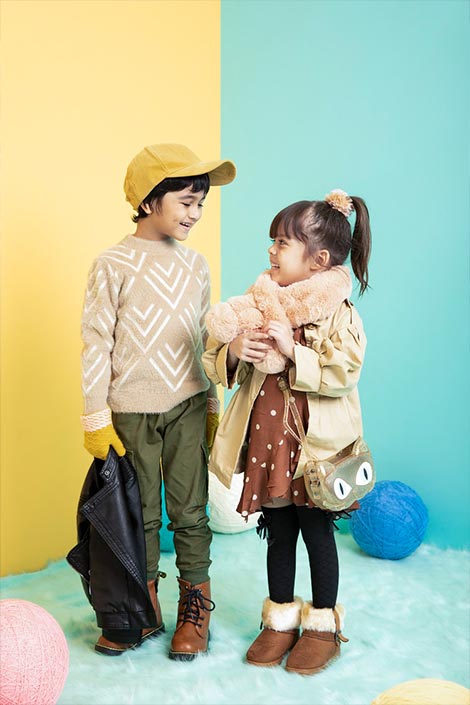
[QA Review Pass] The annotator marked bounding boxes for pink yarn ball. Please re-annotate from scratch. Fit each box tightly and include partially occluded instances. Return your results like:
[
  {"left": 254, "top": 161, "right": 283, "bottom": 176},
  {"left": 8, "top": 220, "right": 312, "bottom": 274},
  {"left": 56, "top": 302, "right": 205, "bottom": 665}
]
[{"left": 0, "top": 599, "right": 69, "bottom": 705}]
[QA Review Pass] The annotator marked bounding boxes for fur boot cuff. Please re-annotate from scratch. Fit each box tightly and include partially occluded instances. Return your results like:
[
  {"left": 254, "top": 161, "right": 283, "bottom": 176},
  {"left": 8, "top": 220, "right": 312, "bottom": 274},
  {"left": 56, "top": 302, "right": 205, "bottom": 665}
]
[
  {"left": 301, "top": 603, "right": 345, "bottom": 633},
  {"left": 262, "top": 596, "right": 303, "bottom": 632}
]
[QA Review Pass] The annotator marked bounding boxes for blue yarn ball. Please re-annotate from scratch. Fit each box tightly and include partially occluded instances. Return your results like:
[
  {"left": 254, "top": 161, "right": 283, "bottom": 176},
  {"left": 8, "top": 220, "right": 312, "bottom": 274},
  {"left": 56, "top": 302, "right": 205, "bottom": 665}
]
[{"left": 350, "top": 480, "right": 429, "bottom": 559}]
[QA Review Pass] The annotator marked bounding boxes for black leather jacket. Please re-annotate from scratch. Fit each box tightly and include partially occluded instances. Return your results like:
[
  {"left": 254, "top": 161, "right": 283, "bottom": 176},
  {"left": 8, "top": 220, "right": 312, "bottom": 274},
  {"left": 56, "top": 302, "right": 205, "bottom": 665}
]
[{"left": 66, "top": 448, "right": 156, "bottom": 631}]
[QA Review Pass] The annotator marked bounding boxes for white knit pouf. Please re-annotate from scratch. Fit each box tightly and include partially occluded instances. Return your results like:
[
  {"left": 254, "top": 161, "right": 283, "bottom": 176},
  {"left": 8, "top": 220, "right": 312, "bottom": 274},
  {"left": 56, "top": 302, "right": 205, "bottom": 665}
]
[{"left": 208, "top": 472, "right": 260, "bottom": 533}]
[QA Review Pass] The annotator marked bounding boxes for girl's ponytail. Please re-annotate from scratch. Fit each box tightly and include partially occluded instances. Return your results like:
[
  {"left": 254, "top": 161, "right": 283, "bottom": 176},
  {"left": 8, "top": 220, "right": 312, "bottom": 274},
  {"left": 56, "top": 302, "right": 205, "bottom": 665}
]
[{"left": 350, "top": 196, "right": 371, "bottom": 295}]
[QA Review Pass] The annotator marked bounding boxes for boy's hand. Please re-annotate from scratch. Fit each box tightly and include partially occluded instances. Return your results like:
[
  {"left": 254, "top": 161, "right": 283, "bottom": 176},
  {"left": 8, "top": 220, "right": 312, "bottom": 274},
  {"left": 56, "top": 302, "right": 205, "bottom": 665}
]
[
  {"left": 206, "top": 412, "right": 219, "bottom": 451},
  {"left": 206, "top": 396, "right": 220, "bottom": 451},
  {"left": 264, "top": 321, "right": 295, "bottom": 361},
  {"left": 227, "top": 331, "right": 272, "bottom": 370},
  {"left": 81, "top": 409, "right": 126, "bottom": 460}
]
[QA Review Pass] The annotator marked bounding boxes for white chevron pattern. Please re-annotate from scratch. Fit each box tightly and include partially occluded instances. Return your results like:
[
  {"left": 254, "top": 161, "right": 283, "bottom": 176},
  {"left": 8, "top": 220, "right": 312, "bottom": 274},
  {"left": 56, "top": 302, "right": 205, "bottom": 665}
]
[
  {"left": 120, "top": 311, "right": 171, "bottom": 354},
  {"left": 105, "top": 248, "right": 147, "bottom": 272},
  {"left": 149, "top": 355, "right": 192, "bottom": 393},
  {"left": 81, "top": 237, "right": 211, "bottom": 409},
  {"left": 144, "top": 268, "right": 190, "bottom": 310}
]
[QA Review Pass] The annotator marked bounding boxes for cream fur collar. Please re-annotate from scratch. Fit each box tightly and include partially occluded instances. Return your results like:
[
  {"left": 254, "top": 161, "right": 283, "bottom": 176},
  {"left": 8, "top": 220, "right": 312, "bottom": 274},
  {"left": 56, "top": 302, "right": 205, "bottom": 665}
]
[
  {"left": 247, "top": 266, "right": 352, "bottom": 328},
  {"left": 205, "top": 265, "right": 353, "bottom": 374}
]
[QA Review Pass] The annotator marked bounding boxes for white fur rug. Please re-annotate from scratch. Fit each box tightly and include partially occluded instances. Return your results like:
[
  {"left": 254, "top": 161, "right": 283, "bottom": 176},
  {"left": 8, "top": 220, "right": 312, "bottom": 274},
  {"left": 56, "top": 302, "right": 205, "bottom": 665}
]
[{"left": 1, "top": 531, "right": 469, "bottom": 705}]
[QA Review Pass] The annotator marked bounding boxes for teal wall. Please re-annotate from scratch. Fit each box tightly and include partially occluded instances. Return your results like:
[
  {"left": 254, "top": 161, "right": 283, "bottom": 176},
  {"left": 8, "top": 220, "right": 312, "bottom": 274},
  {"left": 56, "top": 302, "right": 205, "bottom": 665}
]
[{"left": 221, "top": 0, "right": 469, "bottom": 548}]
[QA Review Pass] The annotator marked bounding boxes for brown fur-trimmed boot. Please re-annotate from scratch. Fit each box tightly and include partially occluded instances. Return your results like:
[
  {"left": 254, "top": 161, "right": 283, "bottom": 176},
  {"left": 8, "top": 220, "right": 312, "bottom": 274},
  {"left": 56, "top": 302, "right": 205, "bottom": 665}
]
[
  {"left": 169, "top": 578, "right": 215, "bottom": 661},
  {"left": 285, "top": 603, "right": 348, "bottom": 675},
  {"left": 246, "top": 597, "right": 302, "bottom": 667},
  {"left": 95, "top": 572, "right": 166, "bottom": 656}
]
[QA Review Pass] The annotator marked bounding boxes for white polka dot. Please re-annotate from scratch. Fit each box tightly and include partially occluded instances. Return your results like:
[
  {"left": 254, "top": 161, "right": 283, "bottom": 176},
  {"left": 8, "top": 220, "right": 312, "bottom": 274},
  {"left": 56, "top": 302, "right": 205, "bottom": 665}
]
[
  {"left": 290, "top": 452, "right": 295, "bottom": 458},
  {"left": 255, "top": 424, "right": 260, "bottom": 430},
  {"left": 293, "top": 490, "right": 299, "bottom": 496},
  {"left": 251, "top": 457, "right": 257, "bottom": 463},
  {"left": 252, "top": 494, "right": 258, "bottom": 501},
  {"left": 278, "top": 439, "right": 284, "bottom": 446},
  {"left": 245, "top": 476, "right": 250, "bottom": 483},
  {"left": 286, "top": 470, "right": 290, "bottom": 477},
  {"left": 261, "top": 462, "right": 267, "bottom": 468},
  {"left": 270, "top": 410, "right": 276, "bottom": 416},
  {"left": 267, "top": 444, "right": 272, "bottom": 450},
  {"left": 260, "top": 390, "right": 265, "bottom": 396},
  {"left": 242, "top": 510, "right": 248, "bottom": 516},
  {"left": 271, "top": 464, "right": 275, "bottom": 470},
  {"left": 284, "top": 430, "right": 288, "bottom": 435}
]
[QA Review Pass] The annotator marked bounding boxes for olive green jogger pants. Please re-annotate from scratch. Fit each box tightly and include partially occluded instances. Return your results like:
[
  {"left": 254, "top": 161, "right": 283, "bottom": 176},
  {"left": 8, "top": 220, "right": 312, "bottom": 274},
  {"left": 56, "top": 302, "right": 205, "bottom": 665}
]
[{"left": 113, "top": 391, "right": 212, "bottom": 586}]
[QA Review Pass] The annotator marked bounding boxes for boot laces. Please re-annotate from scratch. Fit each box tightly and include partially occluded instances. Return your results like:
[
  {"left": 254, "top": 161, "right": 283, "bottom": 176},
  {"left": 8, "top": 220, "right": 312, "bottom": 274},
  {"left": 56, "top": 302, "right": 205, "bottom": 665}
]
[{"left": 180, "top": 586, "right": 215, "bottom": 627}]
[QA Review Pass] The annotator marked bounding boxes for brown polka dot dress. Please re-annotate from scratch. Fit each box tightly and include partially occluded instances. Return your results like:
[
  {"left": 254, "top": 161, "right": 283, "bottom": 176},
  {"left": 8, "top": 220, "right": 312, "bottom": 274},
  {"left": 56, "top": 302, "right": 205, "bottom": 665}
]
[{"left": 237, "top": 330, "right": 317, "bottom": 518}]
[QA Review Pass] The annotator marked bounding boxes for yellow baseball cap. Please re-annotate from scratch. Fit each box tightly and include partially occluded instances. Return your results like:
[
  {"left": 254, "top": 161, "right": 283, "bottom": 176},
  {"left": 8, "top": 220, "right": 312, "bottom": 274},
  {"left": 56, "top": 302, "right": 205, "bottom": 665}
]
[{"left": 124, "top": 143, "right": 237, "bottom": 209}]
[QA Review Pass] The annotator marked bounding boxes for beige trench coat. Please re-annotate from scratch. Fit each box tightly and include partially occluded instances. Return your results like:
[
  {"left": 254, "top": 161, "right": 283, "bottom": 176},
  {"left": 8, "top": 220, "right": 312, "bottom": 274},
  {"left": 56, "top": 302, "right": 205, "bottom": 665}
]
[{"left": 202, "top": 299, "right": 366, "bottom": 490}]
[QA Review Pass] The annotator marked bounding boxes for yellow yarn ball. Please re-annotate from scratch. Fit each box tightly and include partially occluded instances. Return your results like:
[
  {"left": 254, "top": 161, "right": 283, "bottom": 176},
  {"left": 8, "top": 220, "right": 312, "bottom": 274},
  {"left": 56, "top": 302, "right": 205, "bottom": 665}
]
[{"left": 372, "top": 679, "right": 470, "bottom": 705}]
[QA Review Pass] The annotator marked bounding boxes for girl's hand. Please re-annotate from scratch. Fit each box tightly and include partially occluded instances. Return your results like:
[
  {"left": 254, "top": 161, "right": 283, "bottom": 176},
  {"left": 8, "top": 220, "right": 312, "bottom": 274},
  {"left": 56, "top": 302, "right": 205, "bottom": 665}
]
[
  {"left": 264, "top": 321, "right": 295, "bottom": 361},
  {"left": 227, "top": 331, "right": 272, "bottom": 371}
]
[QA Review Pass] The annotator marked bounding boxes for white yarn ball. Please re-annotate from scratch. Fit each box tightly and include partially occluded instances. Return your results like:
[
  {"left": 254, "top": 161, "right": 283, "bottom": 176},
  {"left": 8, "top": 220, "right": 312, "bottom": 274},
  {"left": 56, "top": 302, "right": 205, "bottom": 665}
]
[{"left": 208, "top": 472, "right": 260, "bottom": 533}]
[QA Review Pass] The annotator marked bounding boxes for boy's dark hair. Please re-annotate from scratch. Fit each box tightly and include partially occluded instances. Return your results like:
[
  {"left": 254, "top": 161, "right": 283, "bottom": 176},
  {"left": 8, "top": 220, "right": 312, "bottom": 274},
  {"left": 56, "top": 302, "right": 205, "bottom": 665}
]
[
  {"left": 269, "top": 197, "right": 371, "bottom": 295},
  {"left": 132, "top": 173, "right": 211, "bottom": 223}
]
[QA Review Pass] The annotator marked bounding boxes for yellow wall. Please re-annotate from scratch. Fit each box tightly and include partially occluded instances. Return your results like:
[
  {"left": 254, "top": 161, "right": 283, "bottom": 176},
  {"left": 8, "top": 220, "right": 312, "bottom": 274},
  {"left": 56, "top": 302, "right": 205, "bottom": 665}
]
[{"left": 0, "top": 0, "right": 221, "bottom": 576}]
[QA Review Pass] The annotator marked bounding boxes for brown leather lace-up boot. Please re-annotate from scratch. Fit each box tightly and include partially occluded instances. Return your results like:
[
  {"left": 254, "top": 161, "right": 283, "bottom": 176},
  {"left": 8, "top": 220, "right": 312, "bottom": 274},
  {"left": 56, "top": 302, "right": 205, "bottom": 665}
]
[
  {"left": 95, "top": 571, "right": 166, "bottom": 656},
  {"left": 169, "top": 578, "right": 215, "bottom": 661},
  {"left": 285, "top": 603, "right": 348, "bottom": 675},
  {"left": 246, "top": 597, "right": 302, "bottom": 667}
]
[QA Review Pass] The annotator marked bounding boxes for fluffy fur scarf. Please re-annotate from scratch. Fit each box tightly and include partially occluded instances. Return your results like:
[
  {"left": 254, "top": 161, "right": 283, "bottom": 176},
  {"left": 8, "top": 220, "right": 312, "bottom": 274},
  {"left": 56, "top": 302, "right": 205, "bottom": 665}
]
[{"left": 205, "top": 266, "right": 352, "bottom": 374}]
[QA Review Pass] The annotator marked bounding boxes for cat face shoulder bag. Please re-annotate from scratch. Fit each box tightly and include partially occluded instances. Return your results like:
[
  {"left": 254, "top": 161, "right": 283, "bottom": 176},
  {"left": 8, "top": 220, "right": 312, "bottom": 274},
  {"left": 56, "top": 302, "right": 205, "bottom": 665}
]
[{"left": 277, "top": 376, "right": 375, "bottom": 512}]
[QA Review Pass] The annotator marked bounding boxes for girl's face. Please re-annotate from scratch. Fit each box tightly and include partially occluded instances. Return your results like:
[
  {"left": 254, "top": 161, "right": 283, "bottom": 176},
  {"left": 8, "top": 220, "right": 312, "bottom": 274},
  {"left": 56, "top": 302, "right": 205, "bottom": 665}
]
[
  {"left": 142, "top": 187, "right": 206, "bottom": 241},
  {"left": 268, "top": 232, "right": 314, "bottom": 287}
]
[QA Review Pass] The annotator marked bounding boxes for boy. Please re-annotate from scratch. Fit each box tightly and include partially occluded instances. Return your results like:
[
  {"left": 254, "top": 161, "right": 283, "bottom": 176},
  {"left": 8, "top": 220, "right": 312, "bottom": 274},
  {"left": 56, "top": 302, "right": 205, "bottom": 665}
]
[{"left": 80, "top": 143, "right": 236, "bottom": 659}]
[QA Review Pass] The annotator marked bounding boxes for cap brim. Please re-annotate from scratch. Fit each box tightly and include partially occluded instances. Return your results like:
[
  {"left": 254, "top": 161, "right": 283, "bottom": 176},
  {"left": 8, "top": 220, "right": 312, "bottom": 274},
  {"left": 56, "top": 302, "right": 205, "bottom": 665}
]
[{"left": 168, "top": 159, "right": 236, "bottom": 186}]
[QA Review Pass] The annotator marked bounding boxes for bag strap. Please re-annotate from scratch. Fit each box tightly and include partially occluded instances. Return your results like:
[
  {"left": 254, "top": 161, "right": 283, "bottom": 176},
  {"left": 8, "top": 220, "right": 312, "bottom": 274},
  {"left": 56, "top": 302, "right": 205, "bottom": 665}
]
[{"left": 277, "top": 375, "right": 319, "bottom": 462}]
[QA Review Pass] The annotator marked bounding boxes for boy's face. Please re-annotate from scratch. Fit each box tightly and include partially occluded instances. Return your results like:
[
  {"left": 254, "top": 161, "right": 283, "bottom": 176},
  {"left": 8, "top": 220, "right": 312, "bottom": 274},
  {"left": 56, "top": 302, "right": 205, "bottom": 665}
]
[{"left": 144, "top": 187, "right": 206, "bottom": 241}]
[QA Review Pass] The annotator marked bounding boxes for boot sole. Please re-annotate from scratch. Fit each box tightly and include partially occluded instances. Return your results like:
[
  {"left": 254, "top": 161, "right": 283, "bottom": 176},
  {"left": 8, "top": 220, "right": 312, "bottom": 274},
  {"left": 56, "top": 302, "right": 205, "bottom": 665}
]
[
  {"left": 168, "top": 629, "right": 210, "bottom": 660},
  {"left": 168, "top": 641, "right": 209, "bottom": 661},
  {"left": 141, "top": 624, "right": 166, "bottom": 641},
  {"left": 246, "top": 656, "right": 284, "bottom": 667},
  {"left": 168, "top": 650, "right": 206, "bottom": 661},
  {"left": 95, "top": 623, "right": 165, "bottom": 656},
  {"left": 285, "top": 654, "right": 339, "bottom": 675},
  {"left": 95, "top": 641, "right": 141, "bottom": 656}
]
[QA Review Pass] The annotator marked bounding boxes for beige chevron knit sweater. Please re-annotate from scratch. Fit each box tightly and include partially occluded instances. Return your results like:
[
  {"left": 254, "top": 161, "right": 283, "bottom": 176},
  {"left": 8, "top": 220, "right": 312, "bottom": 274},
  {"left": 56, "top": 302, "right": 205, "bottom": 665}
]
[{"left": 81, "top": 234, "right": 214, "bottom": 414}]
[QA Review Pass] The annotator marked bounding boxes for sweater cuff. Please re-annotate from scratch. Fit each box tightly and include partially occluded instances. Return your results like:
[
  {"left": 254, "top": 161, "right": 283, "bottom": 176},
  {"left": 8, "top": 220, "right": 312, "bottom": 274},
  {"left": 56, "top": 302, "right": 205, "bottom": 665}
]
[
  {"left": 207, "top": 397, "right": 220, "bottom": 414},
  {"left": 81, "top": 408, "right": 111, "bottom": 431}
]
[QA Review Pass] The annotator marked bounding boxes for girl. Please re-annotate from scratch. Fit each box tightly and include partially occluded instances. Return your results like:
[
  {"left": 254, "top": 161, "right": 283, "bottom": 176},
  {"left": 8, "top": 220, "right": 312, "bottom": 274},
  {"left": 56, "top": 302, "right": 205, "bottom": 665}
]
[{"left": 202, "top": 189, "right": 371, "bottom": 675}]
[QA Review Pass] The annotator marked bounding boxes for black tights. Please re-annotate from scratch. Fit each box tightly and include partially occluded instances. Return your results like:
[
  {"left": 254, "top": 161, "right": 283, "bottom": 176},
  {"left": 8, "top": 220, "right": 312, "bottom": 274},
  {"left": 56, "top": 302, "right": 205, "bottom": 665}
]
[{"left": 261, "top": 504, "right": 339, "bottom": 608}]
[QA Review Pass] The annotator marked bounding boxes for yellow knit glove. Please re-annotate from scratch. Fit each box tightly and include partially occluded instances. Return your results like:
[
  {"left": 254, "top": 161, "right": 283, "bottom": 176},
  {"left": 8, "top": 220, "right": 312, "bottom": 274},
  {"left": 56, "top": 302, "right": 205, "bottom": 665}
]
[
  {"left": 206, "top": 397, "right": 220, "bottom": 452},
  {"left": 81, "top": 409, "right": 126, "bottom": 460}
]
